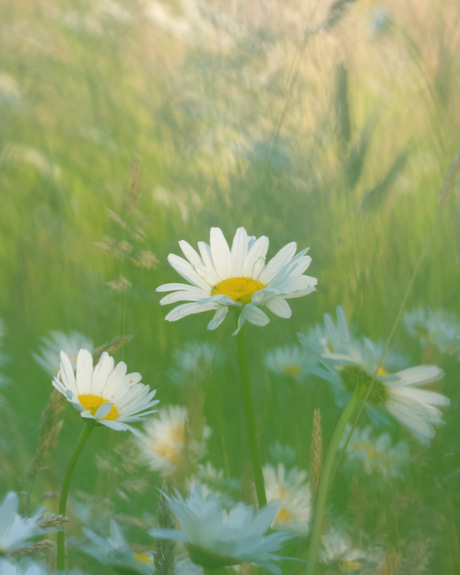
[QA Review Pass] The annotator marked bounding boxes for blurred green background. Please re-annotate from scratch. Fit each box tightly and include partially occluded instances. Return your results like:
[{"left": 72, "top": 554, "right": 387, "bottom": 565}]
[{"left": 0, "top": 0, "right": 459, "bottom": 572}]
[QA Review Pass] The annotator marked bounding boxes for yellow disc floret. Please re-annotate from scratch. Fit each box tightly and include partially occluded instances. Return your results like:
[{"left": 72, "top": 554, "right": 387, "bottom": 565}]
[
  {"left": 78, "top": 394, "right": 119, "bottom": 420},
  {"left": 283, "top": 364, "right": 302, "bottom": 378},
  {"left": 275, "top": 506, "right": 293, "bottom": 523},
  {"left": 211, "top": 277, "right": 265, "bottom": 305}
]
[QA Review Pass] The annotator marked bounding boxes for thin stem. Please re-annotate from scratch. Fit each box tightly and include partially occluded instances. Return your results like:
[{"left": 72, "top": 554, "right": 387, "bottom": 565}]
[
  {"left": 306, "top": 386, "right": 364, "bottom": 575},
  {"left": 57, "top": 421, "right": 94, "bottom": 572},
  {"left": 235, "top": 324, "right": 267, "bottom": 509}
]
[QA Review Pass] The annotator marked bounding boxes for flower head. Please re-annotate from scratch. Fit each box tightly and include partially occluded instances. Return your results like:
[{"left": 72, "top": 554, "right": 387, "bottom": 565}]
[
  {"left": 403, "top": 307, "right": 460, "bottom": 355},
  {"left": 32, "top": 331, "right": 94, "bottom": 376},
  {"left": 136, "top": 405, "right": 211, "bottom": 476},
  {"left": 264, "top": 344, "right": 308, "bottom": 381},
  {"left": 0, "top": 492, "right": 46, "bottom": 556},
  {"left": 82, "top": 520, "right": 154, "bottom": 575},
  {"left": 263, "top": 464, "right": 311, "bottom": 534},
  {"left": 300, "top": 307, "right": 449, "bottom": 445},
  {"left": 168, "top": 340, "right": 224, "bottom": 386},
  {"left": 52, "top": 349, "right": 159, "bottom": 435},
  {"left": 157, "top": 227, "right": 317, "bottom": 334},
  {"left": 319, "top": 529, "right": 382, "bottom": 573},
  {"left": 149, "top": 486, "right": 293, "bottom": 574}
]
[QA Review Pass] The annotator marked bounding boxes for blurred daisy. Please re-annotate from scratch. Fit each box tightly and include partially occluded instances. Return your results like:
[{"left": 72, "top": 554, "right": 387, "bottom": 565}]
[
  {"left": 264, "top": 344, "right": 308, "bottom": 381},
  {"left": 300, "top": 307, "right": 449, "bottom": 445},
  {"left": 0, "top": 560, "right": 49, "bottom": 575},
  {"left": 149, "top": 485, "right": 293, "bottom": 573},
  {"left": 137, "top": 405, "right": 211, "bottom": 476},
  {"left": 403, "top": 307, "right": 460, "bottom": 355},
  {"left": 263, "top": 464, "right": 311, "bottom": 534},
  {"left": 268, "top": 442, "right": 297, "bottom": 467},
  {"left": 186, "top": 463, "right": 240, "bottom": 508},
  {"left": 340, "top": 425, "right": 410, "bottom": 480},
  {"left": 157, "top": 227, "right": 317, "bottom": 334},
  {"left": 319, "top": 529, "right": 381, "bottom": 573},
  {"left": 82, "top": 520, "right": 154, "bottom": 575},
  {"left": 32, "top": 331, "right": 94, "bottom": 376},
  {"left": 52, "top": 349, "right": 159, "bottom": 435},
  {"left": 0, "top": 492, "right": 46, "bottom": 556},
  {"left": 168, "top": 340, "right": 224, "bottom": 385}
]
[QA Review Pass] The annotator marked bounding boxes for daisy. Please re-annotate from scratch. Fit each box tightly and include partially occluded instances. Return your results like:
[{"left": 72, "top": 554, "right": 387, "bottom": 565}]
[
  {"left": 52, "top": 349, "right": 158, "bottom": 435},
  {"left": 82, "top": 520, "right": 154, "bottom": 575},
  {"left": 264, "top": 344, "right": 308, "bottom": 381},
  {"left": 263, "top": 464, "right": 311, "bottom": 534},
  {"left": 0, "top": 492, "right": 46, "bottom": 556},
  {"left": 319, "top": 529, "right": 382, "bottom": 574},
  {"left": 149, "top": 485, "right": 293, "bottom": 574},
  {"left": 168, "top": 341, "right": 225, "bottom": 386},
  {"left": 299, "top": 307, "right": 449, "bottom": 445},
  {"left": 136, "top": 405, "right": 211, "bottom": 476},
  {"left": 340, "top": 425, "right": 410, "bottom": 480},
  {"left": 403, "top": 307, "right": 460, "bottom": 355},
  {"left": 32, "top": 330, "right": 94, "bottom": 376},
  {"left": 157, "top": 227, "right": 317, "bottom": 334}
]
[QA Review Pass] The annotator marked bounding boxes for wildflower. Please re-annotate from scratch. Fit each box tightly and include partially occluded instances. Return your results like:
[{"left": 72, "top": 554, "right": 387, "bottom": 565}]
[
  {"left": 157, "top": 227, "right": 317, "bottom": 334},
  {"left": 300, "top": 307, "right": 449, "bottom": 444},
  {"left": 263, "top": 464, "right": 311, "bottom": 534},
  {"left": 403, "top": 307, "right": 460, "bottom": 355},
  {"left": 32, "top": 331, "right": 94, "bottom": 376},
  {"left": 264, "top": 344, "right": 308, "bottom": 381},
  {"left": 0, "top": 492, "right": 46, "bottom": 556},
  {"left": 168, "top": 341, "right": 224, "bottom": 386},
  {"left": 149, "top": 486, "right": 293, "bottom": 573},
  {"left": 136, "top": 405, "right": 211, "bottom": 476},
  {"left": 82, "top": 520, "right": 154, "bottom": 575},
  {"left": 319, "top": 529, "right": 382, "bottom": 573},
  {"left": 52, "top": 349, "right": 158, "bottom": 435},
  {"left": 340, "top": 425, "right": 410, "bottom": 479}
]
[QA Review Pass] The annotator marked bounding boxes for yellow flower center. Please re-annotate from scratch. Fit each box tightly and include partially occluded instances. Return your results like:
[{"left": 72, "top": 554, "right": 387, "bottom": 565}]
[
  {"left": 283, "top": 364, "right": 302, "bottom": 378},
  {"left": 353, "top": 441, "right": 380, "bottom": 459},
  {"left": 133, "top": 552, "right": 154, "bottom": 565},
  {"left": 275, "top": 506, "right": 293, "bottom": 523},
  {"left": 153, "top": 425, "right": 185, "bottom": 464},
  {"left": 376, "top": 366, "right": 387, "bottom": 376},
  {"left": 340, "top": 559, "right": 362, "bottom": 571},
  {"left": 78, "top": 394, "right": 119, "bottom": 420},
  {"left": 211, "top": 277, "right": 265, "bottom": 305}
]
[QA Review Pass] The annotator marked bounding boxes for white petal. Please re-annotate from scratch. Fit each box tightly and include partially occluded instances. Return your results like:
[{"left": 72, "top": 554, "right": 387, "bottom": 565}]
[
  {"left": 207, "top": 307, "right": 229, "bottom": 330},
  {"left": 167, "top": 254, "right": 210, "bottom": 291},
  {"left": 165, "top": 301, "right": 219, "bottom": 322},
  {"left": 210, "top": 227, "right": 232, "bottom": 279},
  {"left": 75, "top": 349, "right": 94, "bottom": 394},
  {"left": 94, "top": 402, "right": 113, "bottom": 419},
  {"left": 179, "top": 240, "right": 203, "bottom": 268},
  {"left": 264, "top": 297, "right": 292, "bottom": 318},
  {"left": 259, "top": 242, "right": 297, "bottom": 284}
]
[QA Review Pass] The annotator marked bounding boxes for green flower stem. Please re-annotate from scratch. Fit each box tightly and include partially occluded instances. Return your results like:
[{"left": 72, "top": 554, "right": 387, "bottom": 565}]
[
  {"left": 235, "top": 324, "right": 267, "bottom": 509},
  {"left": 306, "top": 385, "right": 365, "bottom": 575},
  {"left": 57, "top": 421, "right": 94, "bottom": 572}
]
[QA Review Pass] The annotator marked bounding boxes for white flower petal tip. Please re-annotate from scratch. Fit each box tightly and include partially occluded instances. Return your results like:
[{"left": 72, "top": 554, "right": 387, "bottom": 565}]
[
  {"left": 53, "top": 349, "right": 159, "bottom": 434},
  {"left": 157, "top": 227, "right": 317, "bottom": 334}
]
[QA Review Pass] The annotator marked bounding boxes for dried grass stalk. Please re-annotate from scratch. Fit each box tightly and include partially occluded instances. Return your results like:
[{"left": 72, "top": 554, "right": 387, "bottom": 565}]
[
  {"left": 310, "top": 408, "right": 323, "bottom": 508},
  {"left": 154, "top": 483, "right": 175, "bottom": 575}
]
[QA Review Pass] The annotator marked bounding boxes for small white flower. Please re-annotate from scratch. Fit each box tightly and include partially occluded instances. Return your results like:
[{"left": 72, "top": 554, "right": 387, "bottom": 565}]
[
  {"left": 300, "top": 306, "right": 450, "bottom": 445},
  {"left": 340, "top": 425, "right": 410, "bottom": 480},
  {"left": 319, "top": 529, "right": 381, "bottom": 573},
  {"left": 403, "top": 307, "right": 460, "bottom": 354},
  {"left": 168, "top": 340, "right": 224, "bottom": 385},
  {"left": 52, "top": 349, "right": 159, "bottom": 435},
  {"left": 32, "top": 331, "right": 94, "bottom": 376},
  {"left": 264, "top": 344, "right": 307, "bottom": 381},
  {"left": 136, "top": 405, "right": 211, "bottom": 476},
  {"left": 0, "top": 492, "right": 45, "bottom": 555},
  {"left": 82, "top": 520, "right": 154, "bottom": 574},
  {"left": 149, "top": 486, "right": 293, "bottom": 574},
  {"left": 263, "top": 464, "right": 311, "bottom": 534},
  {"left": 157, "top": 227, "right": 317, "bottom": 334}
]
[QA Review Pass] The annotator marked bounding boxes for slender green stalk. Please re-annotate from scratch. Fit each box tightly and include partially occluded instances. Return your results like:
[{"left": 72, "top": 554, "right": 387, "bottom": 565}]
[
  {"left": 57, "top": 421, "right": 94, "bottom": 572},
  {"left": 235, "top": 324, "right": 267, "bottom": 509},
  {"left": 306, "top": 386, "right": 364, "bottom": 575}
]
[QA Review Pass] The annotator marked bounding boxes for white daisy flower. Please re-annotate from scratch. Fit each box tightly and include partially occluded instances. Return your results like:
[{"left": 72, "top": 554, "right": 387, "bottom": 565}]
[
  {"left": 319, "top": 529, "right": 381, "bottom": 573},
  {"left": 157, "top": 227, "right": 317, "bottom": 334},
  {"left": 52, "top": 349, "right": 159, "bottom": 435},
  {"left": 300, "top": 307, "right": 449, "bottom": 445},
  {"left": 340, "top": 425, "right": 410, "bottom": 480},
  {"left": 263, "top": 464, "right": 311, "bottom": 534},
  {"left": 0, "top": 492, "right": 46, "bottom": 556},
  {"left": 137, "top": 405, "right": 211, "bottom": 476},
  {"left": 403, "top": 307, "right": 460, "bottom": 354},
  {"left": 82, "top": 520, "right": 154, "bottom": 575},
  {"left": 264, "top": 344, "right": 308, "bottom": 381},
  {"left": 32, "top": 330, "right": 94, "bottom": 376},
  {"left": 149, "top": 485, "right": 293, "bottom": 574},
  {"left": 168, "top": 340, "right": 225, "bottom": 386}
]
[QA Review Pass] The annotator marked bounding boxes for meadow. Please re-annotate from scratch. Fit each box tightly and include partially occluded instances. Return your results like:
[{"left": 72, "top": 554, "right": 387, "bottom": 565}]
[{"left": 0, "top": 0, "right": 459, "bottom": 573}]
